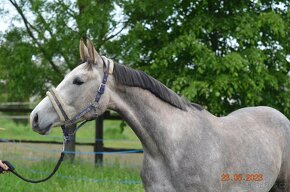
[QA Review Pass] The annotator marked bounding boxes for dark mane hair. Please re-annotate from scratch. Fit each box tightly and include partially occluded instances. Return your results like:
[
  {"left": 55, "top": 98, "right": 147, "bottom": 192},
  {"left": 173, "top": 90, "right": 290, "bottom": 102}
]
[{"left": 113, "top": 64, "right": 203, "bottom": 111}]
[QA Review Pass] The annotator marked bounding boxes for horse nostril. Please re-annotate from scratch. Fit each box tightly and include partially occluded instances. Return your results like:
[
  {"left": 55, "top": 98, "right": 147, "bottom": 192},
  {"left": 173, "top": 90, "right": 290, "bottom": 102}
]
[{"left": 33, "top": 113, "right": 39, "bottom": 127}]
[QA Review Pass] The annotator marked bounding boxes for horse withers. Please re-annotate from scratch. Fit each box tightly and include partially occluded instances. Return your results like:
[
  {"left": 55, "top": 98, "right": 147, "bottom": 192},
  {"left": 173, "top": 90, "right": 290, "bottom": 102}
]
[{"left": 30, "top": 39, "right": 290, "bottom": 192}]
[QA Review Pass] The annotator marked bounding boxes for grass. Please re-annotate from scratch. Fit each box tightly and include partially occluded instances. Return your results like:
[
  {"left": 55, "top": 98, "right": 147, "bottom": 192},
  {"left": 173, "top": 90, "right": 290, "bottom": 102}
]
[
  {"left": 0, "top": 116, "right": 144, "bottom": 191},
  {"left": 0, "top": 154, "right": 143, "bottom": 192}
]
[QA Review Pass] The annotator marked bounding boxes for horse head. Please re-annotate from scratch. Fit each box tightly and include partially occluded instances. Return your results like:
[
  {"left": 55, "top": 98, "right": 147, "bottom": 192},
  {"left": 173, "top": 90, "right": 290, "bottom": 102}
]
[{"left": 30, "top": 40, "right": 114, "bottom": 135}]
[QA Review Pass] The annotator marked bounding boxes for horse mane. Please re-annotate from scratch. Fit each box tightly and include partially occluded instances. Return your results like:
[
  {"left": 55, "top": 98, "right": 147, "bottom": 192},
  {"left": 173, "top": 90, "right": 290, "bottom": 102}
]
[{"left": 113, "top": 63, "right": 203, "bottom": 111}]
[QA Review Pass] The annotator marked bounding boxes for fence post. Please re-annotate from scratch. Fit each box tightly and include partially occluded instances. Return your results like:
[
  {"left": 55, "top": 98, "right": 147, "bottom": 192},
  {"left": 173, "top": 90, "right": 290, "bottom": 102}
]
[
  {"left": 95, "top": 115, "right": 104, "bottom": 166},
  {"left": 64, "top": 124, "right": 76, "bottom": 162}
]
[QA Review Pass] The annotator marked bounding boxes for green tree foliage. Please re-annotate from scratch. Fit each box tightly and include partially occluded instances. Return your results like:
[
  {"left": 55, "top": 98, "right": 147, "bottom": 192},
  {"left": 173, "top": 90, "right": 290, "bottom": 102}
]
[
  {"left": 0, "top": 0, "right": 120, "bottom": 101},
  {"left": 111, "top": 0, "right": 289, "bottom": 116},
  {"left": 0, "top": 0, "right": 289, "bottom": 117}
]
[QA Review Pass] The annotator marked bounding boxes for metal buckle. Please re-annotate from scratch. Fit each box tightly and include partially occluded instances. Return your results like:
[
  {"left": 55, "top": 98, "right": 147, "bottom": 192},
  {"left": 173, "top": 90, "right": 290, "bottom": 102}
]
[
  {"left": 98, "top": 83, "right": 106, "bottom": 94},
  {"left": 61, "top": 126, "right": 70, "bottom": 144}
]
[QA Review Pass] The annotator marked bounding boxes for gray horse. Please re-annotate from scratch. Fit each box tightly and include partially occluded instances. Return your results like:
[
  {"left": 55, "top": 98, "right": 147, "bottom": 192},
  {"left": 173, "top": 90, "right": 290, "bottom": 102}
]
[{"left": 30, "top": 40, "right": 290, "bottom": 192}]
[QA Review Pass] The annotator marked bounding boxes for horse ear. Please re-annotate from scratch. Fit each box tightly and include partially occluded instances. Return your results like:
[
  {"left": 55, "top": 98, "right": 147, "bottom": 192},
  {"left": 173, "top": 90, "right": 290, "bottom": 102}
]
[
  {"left": 79, "top": 39, "right": 89, "bottom": 62},
  {"left": 87, "top": 39, "right": 102, "bottom": 66}
]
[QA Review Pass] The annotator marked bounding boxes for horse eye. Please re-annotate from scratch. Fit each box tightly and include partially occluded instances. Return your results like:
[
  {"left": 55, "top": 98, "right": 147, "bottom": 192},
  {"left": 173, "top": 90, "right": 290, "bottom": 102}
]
[{"left": 73, "top": 77, "right": 84, "bottom": 85}]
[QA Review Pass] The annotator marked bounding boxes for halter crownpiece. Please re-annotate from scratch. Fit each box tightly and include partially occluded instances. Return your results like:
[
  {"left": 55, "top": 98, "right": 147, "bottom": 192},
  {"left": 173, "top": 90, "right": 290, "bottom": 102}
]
[{"left": 102, "top": 56, "right": 114, "bottom": 74}]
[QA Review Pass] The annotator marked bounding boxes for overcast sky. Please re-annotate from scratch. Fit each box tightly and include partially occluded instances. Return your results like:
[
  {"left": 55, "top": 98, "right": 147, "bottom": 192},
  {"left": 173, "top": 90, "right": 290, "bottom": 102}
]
[{"left": 0, "top": 0, "right": 18, "bottom": 33}]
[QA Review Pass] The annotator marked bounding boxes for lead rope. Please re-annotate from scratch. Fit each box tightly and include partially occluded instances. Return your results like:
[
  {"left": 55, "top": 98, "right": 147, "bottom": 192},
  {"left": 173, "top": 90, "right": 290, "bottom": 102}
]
[
  {"left": 4, "top": 153, "right": 65, "bottom": 183},
  {"left": 0, "top": 59, "right": 111, "bottom": 183},
  {"left": 0, "top": 121, "right": 90, "bottom": 183},
  {"left": 0, "top": 134, "right": 66, "bottom": 183}
]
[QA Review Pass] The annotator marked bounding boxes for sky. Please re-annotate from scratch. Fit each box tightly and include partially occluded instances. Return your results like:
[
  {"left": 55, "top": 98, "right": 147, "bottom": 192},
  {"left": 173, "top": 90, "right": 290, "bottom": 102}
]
[
  {"left": 0, "top": 0, "right": 20, "bottom": 33},
  {"left": 0, "top": 0, "right": 126, "bottom": 39}
]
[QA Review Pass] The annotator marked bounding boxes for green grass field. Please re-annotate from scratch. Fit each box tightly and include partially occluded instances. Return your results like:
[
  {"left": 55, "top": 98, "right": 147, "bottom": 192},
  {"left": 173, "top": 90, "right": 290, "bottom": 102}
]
[
  {"left": 0, "top": 117, "right": 144, "bottom": 191},
  {"left": 0, "top": 157, "right": 143, "bottom": 192}
]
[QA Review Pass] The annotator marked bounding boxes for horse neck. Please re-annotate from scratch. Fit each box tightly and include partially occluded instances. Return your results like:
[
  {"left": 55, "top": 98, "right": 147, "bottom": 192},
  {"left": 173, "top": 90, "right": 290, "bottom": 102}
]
[{"left": 108, "top": 85, "right": 195, "bottom": 156}]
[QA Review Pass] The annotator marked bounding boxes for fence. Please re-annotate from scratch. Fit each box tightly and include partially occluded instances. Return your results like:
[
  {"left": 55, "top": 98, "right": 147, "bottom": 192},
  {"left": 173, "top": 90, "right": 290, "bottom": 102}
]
[
  {"left": 0, "top": 140, "right": 143, "bottom": 185},
  {"left": 0, "top": 102, "right": 143, "bottom": 165}
]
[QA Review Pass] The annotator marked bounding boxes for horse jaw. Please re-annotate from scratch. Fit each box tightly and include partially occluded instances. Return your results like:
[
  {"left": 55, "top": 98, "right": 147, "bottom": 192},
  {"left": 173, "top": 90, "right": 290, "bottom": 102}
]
[{"left": 30, "top": 96, "right": 60, "bottom": 135}]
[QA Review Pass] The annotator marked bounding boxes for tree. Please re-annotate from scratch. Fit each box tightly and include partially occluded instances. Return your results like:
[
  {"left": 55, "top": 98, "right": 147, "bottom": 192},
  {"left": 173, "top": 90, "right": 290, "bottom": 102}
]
[
  {"left": 109, "top": 0, "right": 289, "bottom": 117},
  {"left": 0, "top": 0, "right": 289, "bottom": 117},
  {"left": 0, "top": 0, "right": 123, "bottom": 101}
]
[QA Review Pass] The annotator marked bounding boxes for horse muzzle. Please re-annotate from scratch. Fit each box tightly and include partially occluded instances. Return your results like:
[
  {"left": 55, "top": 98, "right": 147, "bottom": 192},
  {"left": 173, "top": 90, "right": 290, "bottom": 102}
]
[{"left": 30, "top": 97, "right": 58, "bottom": 135}]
